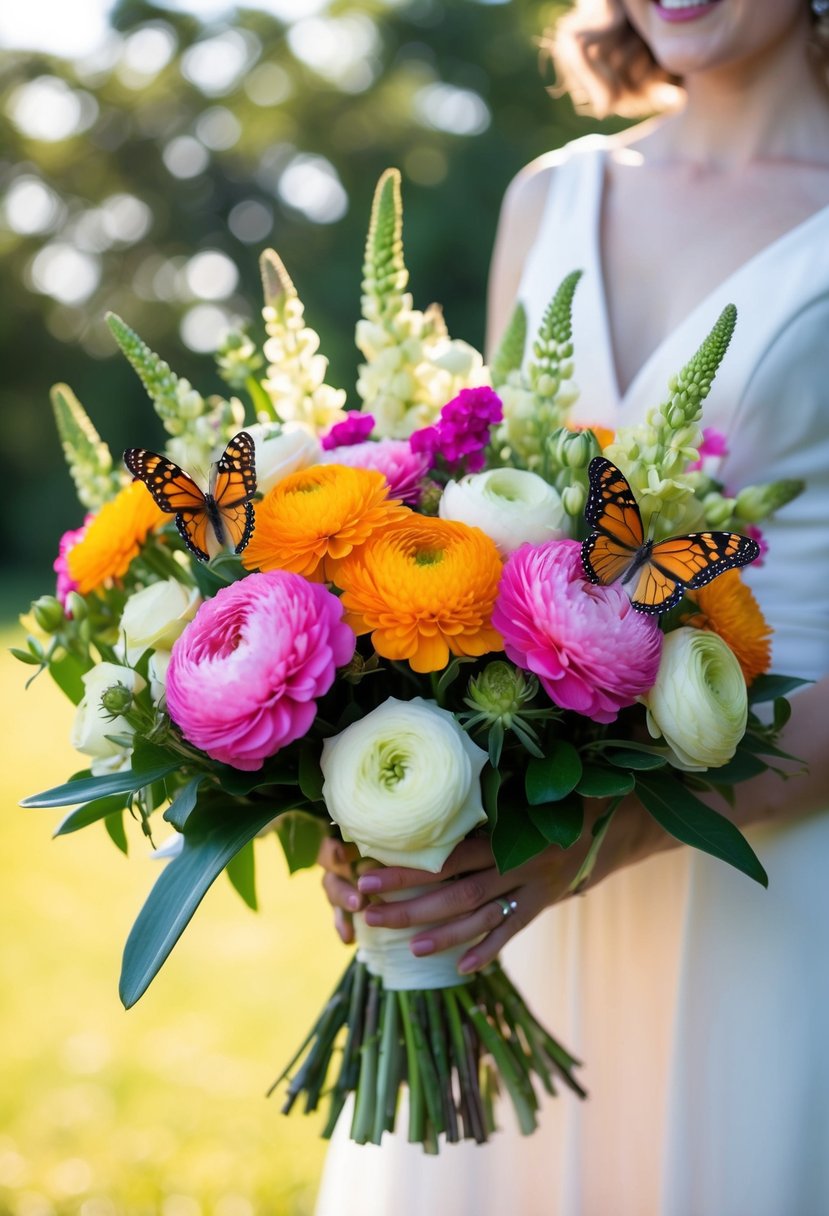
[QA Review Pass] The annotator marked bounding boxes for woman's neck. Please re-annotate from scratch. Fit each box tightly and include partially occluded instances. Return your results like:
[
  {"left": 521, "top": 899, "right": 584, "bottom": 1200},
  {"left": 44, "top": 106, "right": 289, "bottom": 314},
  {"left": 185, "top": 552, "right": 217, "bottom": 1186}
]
[{"left": 648, "top": 19, "right": 829, "bottom": 169}]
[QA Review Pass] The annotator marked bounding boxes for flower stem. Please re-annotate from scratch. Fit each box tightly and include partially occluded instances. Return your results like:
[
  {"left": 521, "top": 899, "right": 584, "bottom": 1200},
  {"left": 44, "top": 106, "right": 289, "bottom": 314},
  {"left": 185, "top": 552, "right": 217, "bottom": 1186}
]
[
  {"left": 373, "top": 984, "right": 400, "bottom": 1142},
  {"left": 398, "top": 991, "right": 425, "bottom": 1144},
  {"left": 350, "top": 976, "right": 381, "bottom": 1144},
  {"left": 454, "top": 984, "right": 538, "bottom": 1135}
]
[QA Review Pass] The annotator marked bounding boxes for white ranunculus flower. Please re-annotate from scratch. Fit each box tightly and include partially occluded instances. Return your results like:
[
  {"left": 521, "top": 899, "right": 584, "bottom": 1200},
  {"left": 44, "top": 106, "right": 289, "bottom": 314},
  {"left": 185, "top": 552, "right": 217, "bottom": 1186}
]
[
  {"left": 643, "top": 627, "right": 747, "bottom": 771},
  {"left": 321, "top": 696, "right": 488, "bottom": 872},
  {"left": 246, "top": 421, "right": 322, "bottom": 494},
  {"left": 71, "top": 662, "right": 146, "bottom": 774},
  {"left": 439, "top": 468, "right": 566, "bottom": 555},
  {"left": 119, "top": 579, "right": 201, "bottom": 664}
]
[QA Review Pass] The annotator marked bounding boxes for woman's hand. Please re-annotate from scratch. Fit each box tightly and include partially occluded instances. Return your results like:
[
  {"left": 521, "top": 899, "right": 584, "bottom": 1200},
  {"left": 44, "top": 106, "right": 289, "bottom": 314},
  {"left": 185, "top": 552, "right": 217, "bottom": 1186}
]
[
  {"left": 354, "top": 804, "right": 675, "bottom": 973},
  {"left": 317, "top": 837, "right": 364, "bottom": 944}
]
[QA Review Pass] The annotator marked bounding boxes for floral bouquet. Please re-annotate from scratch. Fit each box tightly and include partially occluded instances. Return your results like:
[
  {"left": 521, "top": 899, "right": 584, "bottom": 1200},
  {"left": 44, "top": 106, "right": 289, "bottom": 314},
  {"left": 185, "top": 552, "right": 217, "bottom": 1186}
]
[{"left": 17, "top": 170, "right": 805, "bottom": 1153}]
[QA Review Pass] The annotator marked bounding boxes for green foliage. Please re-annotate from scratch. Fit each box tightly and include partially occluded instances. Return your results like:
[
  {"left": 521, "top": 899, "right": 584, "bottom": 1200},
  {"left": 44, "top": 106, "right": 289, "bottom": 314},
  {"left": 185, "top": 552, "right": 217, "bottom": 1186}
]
[
  {"left": 50, "top": 383, "right": 120, "bottom": 508},
  {"left": 362, "top": 167, "right": 407, "bottom": 322},
  {"left": 489, "top": 303, "right": 527, "bottom": 387}
]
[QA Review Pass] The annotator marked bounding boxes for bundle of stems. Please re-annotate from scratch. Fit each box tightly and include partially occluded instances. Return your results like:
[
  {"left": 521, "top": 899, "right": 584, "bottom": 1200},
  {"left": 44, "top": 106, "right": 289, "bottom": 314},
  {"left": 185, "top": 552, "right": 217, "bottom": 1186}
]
[{"left": 271, "top": 957, "right": 586, "bottom": 1152}]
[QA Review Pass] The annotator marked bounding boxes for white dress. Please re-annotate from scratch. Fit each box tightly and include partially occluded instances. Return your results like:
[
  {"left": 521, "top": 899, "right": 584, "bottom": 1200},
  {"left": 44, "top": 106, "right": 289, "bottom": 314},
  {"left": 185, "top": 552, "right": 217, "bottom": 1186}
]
[{"left": 316, "top": 136, "right": 829, "bottom": 1216}]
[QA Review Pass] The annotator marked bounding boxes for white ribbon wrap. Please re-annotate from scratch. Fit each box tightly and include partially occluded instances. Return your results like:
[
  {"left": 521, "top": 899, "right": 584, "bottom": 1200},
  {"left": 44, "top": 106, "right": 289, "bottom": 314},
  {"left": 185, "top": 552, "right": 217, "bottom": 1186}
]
[{"left": 354, "top": 884, "right": 472, "bottom": 990}]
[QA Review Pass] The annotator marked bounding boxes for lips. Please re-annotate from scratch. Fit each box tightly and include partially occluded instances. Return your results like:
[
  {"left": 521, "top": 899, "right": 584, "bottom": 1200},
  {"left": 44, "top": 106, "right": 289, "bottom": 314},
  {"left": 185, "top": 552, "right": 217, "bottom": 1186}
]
[{"left": 652, "top": 0, "right": 724, "bottom": 23}]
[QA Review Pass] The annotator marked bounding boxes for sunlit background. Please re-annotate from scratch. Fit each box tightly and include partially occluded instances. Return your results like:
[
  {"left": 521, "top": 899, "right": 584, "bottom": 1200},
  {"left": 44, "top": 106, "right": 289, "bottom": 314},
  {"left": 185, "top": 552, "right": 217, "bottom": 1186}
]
[{"left": 1, "top": 1, "right": 618, "bottom": 1211}]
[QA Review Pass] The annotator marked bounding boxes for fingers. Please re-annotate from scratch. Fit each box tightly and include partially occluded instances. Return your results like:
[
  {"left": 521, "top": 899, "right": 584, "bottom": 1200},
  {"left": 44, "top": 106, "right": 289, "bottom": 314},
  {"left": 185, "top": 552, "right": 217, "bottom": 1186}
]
[
  {"left": 456, "top": 887, "right": 545, "bottom": 974},
  {"left": 408, "top": 893, "right": 520, "bottom": 957},
  {"left": 363, "top": 867, "right": 508, "bottom": 930},
  {"left": 317, "top": 836, "right": 360, "bottom": 876},
  {"left": 357, "top": 837, "right": 495, "bottom": 895},
  {"left": 333, "top": 907, "right": 355, "bottom": 945},
  {"left": 322, "top": 869, "right": 365, "bottom": 913}
]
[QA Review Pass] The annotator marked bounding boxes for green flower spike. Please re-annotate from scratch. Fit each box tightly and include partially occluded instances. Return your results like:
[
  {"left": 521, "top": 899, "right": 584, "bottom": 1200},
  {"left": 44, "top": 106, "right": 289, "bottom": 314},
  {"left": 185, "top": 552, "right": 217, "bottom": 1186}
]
[
  {"left": 106, "top": 312, "right": 206, "bottom": 437},
  {"left": 497, "top": 271, "right": 582, "bottom": 472},
  {"left": 489, "top": 302, "right": 527, "bottom": 389},
  {"left": 50, "top": 383, "right": 121, "bottom": 509},
  {"left": 604, "top": 304, "right": 737, "bottom": 537}
]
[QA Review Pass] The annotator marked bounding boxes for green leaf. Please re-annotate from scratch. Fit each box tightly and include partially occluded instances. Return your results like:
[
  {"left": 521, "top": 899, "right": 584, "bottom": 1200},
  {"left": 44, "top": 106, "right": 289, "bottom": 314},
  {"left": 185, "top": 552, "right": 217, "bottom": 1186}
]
[
  {"left": 11, "top": 648, "right": 42, "bottom": 667},
  {"left": 491, "top": 810, "right": 547, "bottom": 874},
  {"left": 606, "top": 749, "right": 667, "bottom": 771},
  {"left": 298, "top": 744, "right": 324, "bottom": 803},
  {"left": 105, "top": 811, "right": 129, "bottom": 855},
  {"left": 54, "top": 794, "right": 127, "bottom": 836},
  {"left": 163, "top": 777, "right": 203, "bottom": 831},
  {"left": 131, "top": 738, "right": 177, "bottom": 775},
  {"left": 773, "top": 697, "right": 792, "bottom": 731},
  {"left": 636, "top": 772, "right": 767, "bottom": 887},
  {"left": 703, "top": 750, "right": 767, "bottom": 784},
  {"left": 748, "top": 674, "right": 811, "bottom": 704},
  {"left": 226, "top": 839, "right": 257, "bottom": 909},
  {"left": 22, "top": 762, "right": 179, "bottom": 808},
  {"left": 274, "top": 810, "right": 327, "bottom": 874},
  {"left": 525, "top": 740, "right": 582, "bottom": 805},
  {"left": 214, "top": 760, "right": 296, "bottom": 795},
  {"left": 481, "top": 765, "right": 501, "bottom": 823},
  {"left": 49, "top": 652, "right": 92, "bottom": 705},
  {"left": 527, "top": 793, "right": 583, "bottom": 848},
  {"left": 119, "top": 799, "right": 279, "bottom": 1008},
  {"left": 576, "top": 766, "right": 636, "bottom": 799}
]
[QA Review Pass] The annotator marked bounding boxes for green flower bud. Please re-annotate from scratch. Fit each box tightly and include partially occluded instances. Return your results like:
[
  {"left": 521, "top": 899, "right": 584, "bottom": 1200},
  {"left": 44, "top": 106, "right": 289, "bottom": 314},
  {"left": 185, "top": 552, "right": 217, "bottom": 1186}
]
[
  {"left": 561, "top": 483, "right": 587, "bottom": 517},
  {"left": 465, "top": 662, "right": 538, "bottom": 724},
  {"left": 32, "top": 595, "right": 65, "bottom": 634},
  {"left": 701, "top": 492, "right": 736, "bottom": 527},
  {"left": 551, "top": 427, "right": 598, "bottom": 472},
  {"left": 100, "top": 683, "right": 135, "bottom": 717},
  {"left": 418, "top": 480, "right": 443, "bottom": 516},
  {"left": 64, "top": 590, "right": 87, "bottom": 621},
  {"left": 734, "top": 478, "right": 805, "bottom": 523}
]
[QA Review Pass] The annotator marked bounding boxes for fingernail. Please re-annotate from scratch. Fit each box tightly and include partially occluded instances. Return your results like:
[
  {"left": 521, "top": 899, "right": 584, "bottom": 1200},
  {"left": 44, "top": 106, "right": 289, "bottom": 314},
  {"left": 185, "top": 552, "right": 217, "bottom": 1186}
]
[
  {"left": 411, "top": 938, "right": 434, "bottom": 957},
  {"left": 457, "top": 953, "right": 478, "bottom": 975},
  {"left": 347, "top": 893, "right": 362, "bottom": 911},
  {"left": 358, "top": 876, "right": 382, "bottom": 893}
]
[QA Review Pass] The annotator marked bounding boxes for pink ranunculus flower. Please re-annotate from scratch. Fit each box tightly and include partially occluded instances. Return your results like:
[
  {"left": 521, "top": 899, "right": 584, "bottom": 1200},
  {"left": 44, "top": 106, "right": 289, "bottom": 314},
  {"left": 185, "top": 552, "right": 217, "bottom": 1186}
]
[
  {"left": 166, "top": 571, "right": 356, "bottom": 770},
  {"left": 321, "top": 438, "right": 430, "bottom": 504},
  {"left": 492, "top": 539, "right": 663, "bottom": 724},
  {"left": 54, "top": 515, "right": 93, "bottom": 610}
]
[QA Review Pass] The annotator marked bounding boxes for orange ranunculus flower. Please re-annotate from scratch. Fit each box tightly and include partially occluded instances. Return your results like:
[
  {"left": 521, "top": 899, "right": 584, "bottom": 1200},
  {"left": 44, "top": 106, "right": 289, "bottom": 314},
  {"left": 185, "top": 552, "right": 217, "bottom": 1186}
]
[
  {"left": 67, "top": 481, "right": 166, "bottom": 595},
  {"left": 336, "top": 515, "right": 504, "bottom": 673},
  {"left": 242, "top": 464, "right": 409, "bottom": 582},
  {"left": 686, "top": 569, "right": 771, "bottom": 686}
]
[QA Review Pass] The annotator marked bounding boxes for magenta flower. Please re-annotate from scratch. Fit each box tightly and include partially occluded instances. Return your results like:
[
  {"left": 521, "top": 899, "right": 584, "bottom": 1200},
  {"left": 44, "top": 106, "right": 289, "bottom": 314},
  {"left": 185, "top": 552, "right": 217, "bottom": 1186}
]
[
  {"left": 166, "top": 571, "right": 356, "bottom": 770},
  {"left": 410, "top": 386, "right": 503, "bottom": 474},
  {"left": 688, "top": 426, "right": 728, "bottom": 471},
  {"left": 492, "top": 539, "right": 662, "bottom": 724},
  {"left": 321, "top": 438, "right": 429, "bottom": 504},
  {"left": 321, "top": 412, "right": 375, "bottom": 451},
  {"left": 54, "top": 516, "right": 93, "bottom": 611}
]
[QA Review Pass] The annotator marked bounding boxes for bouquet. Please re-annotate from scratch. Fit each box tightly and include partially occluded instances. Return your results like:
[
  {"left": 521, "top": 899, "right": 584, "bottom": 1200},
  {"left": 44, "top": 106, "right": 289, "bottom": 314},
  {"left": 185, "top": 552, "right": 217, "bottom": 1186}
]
[{"left": 17, "top": 170, "right": 805, "bottom": 1153}]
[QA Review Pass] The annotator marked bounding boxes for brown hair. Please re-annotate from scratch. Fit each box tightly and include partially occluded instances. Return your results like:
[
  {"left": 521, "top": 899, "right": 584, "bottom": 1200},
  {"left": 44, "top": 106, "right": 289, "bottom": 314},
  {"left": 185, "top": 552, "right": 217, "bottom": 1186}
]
[{"left": 548, "top": 0, "right": 828, "bottom": 120}]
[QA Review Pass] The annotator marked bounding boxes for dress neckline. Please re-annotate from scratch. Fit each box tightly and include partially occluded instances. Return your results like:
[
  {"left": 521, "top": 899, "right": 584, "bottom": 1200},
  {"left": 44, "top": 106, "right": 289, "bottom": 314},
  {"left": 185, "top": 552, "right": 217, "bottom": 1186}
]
[{"left": 588, "top": 147, "right": 829, "bottom": 409}]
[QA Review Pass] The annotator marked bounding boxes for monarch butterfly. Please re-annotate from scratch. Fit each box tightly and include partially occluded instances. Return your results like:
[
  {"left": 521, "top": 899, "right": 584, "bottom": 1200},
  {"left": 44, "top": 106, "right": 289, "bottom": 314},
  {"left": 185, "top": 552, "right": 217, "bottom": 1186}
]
[
  {"left": 124, "top": 431, "right": 257, "bottom": 562},
  {"left": 581, "top": 456, "right": 760, "bottom": 615}
]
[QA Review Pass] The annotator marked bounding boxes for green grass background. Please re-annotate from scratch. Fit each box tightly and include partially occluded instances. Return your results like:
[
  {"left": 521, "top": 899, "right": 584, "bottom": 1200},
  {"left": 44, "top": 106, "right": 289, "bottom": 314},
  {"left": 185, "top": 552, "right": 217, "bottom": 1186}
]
[{"left": 0, "top": 629, "right": 349, "bottom": 1216}]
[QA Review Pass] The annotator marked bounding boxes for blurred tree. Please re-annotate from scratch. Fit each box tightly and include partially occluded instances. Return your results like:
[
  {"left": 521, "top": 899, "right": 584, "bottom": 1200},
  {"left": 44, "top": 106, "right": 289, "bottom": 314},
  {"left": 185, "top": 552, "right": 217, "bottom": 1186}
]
[{"left": 0, "top": 0, "right": 625, "bottom": 606}]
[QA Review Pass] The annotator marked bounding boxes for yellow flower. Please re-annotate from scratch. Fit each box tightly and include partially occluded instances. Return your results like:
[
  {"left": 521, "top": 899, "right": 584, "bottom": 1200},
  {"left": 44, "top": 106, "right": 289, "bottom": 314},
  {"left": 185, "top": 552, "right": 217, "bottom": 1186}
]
[
  {"left": 67, "top": 482, "right": 166, "bottom": 595},
  {"left": 686, "top": 570, "right": 771, "bottom": 686},
  {"left": 242, "top": 464, "right": 408, "bottom": 581},
  {"left": 336, "top": 515, "right": 503, "bottom": 673}
]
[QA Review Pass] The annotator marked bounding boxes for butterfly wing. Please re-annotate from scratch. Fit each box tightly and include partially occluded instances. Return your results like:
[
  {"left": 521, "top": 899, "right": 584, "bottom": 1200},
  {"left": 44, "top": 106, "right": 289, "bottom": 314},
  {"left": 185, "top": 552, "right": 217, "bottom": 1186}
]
[
  {"left": 175, "top": 511, "right": 212, "bottom": 562},
  {"left": 651, "top": 532, "right": 761, "bottom": 589},
  {"left": 124, "top": 449, "right": 205, "bottom": 514},
  {"left": 208, "top": 431, "right": 257, "bottom": 556},
  {"left": 582, "top": 457, "right": 645, "bottom": 586},
  {"left": 211, "top": 431, "right": 257, "bottom": 506}
]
